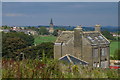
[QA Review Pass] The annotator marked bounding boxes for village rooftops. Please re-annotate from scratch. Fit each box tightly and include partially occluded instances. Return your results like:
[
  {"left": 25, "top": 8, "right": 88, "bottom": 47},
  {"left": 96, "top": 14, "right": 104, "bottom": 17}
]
[{"left": 55, "top": 30, "right": 110, "bottom": 45}]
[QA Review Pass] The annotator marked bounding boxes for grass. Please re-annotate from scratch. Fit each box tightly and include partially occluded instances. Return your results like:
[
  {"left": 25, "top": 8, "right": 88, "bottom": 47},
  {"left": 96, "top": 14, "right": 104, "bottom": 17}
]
[
  {"left": 34, "top": 35, "right": 57, "bottom": 45},
  {"left": 2, "top": 58, "right": 119, "bottom": 78},
  {"left": 110, "top": 41, "right": 120, "bottom": 57}
]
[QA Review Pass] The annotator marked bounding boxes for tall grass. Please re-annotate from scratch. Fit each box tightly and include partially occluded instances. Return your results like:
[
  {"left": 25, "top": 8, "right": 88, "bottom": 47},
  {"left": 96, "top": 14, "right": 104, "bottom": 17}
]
[{"left": 2, "top": 58, "right": 119, "bottom": 78}]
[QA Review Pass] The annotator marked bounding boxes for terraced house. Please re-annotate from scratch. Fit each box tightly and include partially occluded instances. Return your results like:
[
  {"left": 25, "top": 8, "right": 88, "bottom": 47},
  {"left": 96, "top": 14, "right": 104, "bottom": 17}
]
[{"left": 54, "top": 25, "right": 110, "bottom": 68}]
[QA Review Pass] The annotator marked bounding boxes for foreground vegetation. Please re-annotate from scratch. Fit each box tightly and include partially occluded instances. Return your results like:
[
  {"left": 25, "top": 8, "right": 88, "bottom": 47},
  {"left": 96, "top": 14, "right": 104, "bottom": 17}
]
[{"left": 2, "top": 58, "right": 119, "bottom": 78}]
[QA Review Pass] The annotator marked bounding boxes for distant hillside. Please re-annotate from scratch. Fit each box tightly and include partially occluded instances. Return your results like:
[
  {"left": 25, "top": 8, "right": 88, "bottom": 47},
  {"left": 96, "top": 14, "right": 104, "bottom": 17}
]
[
  {"left": 101, "top": 26, "right": 119, "bottom": 32},
  {"left": 22, "top": 25, "right": 119, "bottom": 32}
]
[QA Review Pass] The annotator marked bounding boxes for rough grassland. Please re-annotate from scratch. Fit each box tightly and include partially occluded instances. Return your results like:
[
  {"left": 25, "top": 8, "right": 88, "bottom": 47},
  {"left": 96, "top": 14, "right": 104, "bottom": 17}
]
[
  {"left": 34, "top": 35, "right": 57, "bottom": 45},
  {"left": 110, "top": 41, "right": 120, "bottom": 56},
  {"left": 2, "top": 59, "right": 119, "bottom": 78}
]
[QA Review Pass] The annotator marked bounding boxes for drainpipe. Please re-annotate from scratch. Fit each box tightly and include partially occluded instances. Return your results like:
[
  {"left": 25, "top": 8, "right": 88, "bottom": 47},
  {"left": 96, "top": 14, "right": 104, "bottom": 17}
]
[
  {"left": 98, "top": 45, "right": 101, "bottom": 67},
  {"left": 61, "top": 42, "right": 63, "bottom": 57}
]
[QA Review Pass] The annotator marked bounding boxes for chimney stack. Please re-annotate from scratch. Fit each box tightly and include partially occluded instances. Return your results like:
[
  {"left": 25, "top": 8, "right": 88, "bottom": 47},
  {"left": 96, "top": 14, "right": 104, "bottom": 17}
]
[
  {"left": 74, "top": 25, "right": 83, "bottom": 59},
  {"left": 95, "top": 24, "right": 101, "bottom": 32}
]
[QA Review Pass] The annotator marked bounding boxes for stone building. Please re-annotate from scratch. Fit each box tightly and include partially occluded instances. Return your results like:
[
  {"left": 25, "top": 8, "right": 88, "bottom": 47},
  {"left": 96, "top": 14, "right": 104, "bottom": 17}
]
[{"left": 54, "top": 25, "right": 110, "bottom": 68}]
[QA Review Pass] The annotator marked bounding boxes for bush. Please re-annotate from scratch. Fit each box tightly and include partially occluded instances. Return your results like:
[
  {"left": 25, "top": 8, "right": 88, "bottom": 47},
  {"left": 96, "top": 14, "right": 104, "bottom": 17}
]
[
  {"left": 2, "top": 32, "right": 34, "bottom": 58},
  {"left": 2, "top": 58, "right": 119, "bottom": 78}
]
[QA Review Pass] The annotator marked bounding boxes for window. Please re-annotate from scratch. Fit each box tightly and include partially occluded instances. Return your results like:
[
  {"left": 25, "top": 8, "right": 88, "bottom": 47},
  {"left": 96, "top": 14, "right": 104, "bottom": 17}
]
[
  {"left": 98, "top": 36, "right": 104, "bottom": 39},
  {"left": 87, "top": 36, "right": 94, "bottom": 42},
  {"left": 93, "top": 62, "right": 99, "bottom": 67},
  {"left": 98, "top": 36, "right": 105, "bottom": 41},
  {"left": 101, "top": 61, "right": 108, "bottom": 68},
  {"left": 101, "top": 48, "right": 107, "bottom": 56},
  {"left": 87, "top": 36, "right": 92, "bottom": 40},
  {"left": 95, "top": 37, "right": 98, "bottom": 40},
  {"left": 93, "top": 49, "right": 98, "bottom": 58},
  {"left": 93, "top": 62, "right": 97, "bottom": 67},
  {"left": 97, "top": 63, "right": 100, "bottom": 67}
]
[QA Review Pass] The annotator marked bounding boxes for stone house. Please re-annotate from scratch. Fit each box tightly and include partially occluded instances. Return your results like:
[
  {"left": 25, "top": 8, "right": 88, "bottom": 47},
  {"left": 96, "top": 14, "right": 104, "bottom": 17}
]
[{"left": 54, "top": 25, "right": 110, "bottom": 68}]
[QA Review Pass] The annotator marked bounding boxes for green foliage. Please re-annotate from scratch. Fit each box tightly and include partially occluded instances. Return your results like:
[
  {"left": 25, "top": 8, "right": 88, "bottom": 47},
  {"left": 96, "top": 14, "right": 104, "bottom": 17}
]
[
  {"left": 27, "top": 26, "right": 39, "bottom": 32},
  {"left": 2, "top": 58, "right": 119, "bottom": 78},
  {"left": 2, "top": 32, "right": 34, "bottom": 58},
  {"left": 38, "top": 27, "right": 49, "bottom": 35},
  {"left": 2, "top": 25, "right": 11, "bottom": 29},
  {"left": 16, "top": 42, "right": 54, "bottom": 59},
  {"left": 101, "top": 31, "right": 115, "bottom": 40},
  {"left": 2, "top": 37, "right": 27, "bottom": 58},
  {"left": 2, "top": 32, "right": 34, "bottom": 46},
  {"left": 57, "top": 27, "right": 66, "bottom": 31},
  {"left": 52, "top": 29, "right": 58, "bottom": 36}
]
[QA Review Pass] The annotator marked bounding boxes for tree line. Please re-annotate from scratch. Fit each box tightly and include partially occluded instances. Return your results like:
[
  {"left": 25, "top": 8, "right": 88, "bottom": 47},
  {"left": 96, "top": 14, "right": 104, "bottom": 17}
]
[{"left": 2, "top": 32, "right": 54, "bottom": 60}]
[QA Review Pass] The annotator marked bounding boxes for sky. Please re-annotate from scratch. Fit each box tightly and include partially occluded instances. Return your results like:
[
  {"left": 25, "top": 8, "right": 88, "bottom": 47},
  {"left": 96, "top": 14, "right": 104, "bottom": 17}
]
[
  {"left": 2, "top": 0, "right": 120, "bottom": 2},
  {"left": 2, "top": 2, "right": 118, "bottom": 27}
]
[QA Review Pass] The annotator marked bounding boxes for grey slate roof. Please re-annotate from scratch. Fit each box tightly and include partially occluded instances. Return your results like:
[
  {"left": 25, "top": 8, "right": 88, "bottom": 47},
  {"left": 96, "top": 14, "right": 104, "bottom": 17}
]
[
  {"left": 55, "top": 31, "right": 74, "bottom": 43},
  {"left": 55, "top": 31, "right": 110, "bottom": 45},
  {"left": 83, "top": 31, "right": 110, "bottom": 45},
  {"left": 59, "top": 54, "right": 88, "bottom": 65}
]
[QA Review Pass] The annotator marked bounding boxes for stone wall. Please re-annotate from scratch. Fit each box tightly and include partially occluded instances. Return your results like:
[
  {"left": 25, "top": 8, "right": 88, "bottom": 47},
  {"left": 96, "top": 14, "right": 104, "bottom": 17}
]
[{"left": 54, "top": 44, "right": 62, "bottom": 59}]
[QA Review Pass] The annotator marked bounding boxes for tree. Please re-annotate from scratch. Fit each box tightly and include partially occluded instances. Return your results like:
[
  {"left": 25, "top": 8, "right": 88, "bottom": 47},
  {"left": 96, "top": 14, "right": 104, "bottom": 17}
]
[
  {"left": 101, "top": 31, "right": 115, "bottom": 40},
  {"left": 2, "top": 32, "right": 34, "bottom": 46},
  {"left": 2, "top": 32, "right": 34, "bottom": 58},
  {"left": 39, "top": 27, "right": 49, "bottom": 35},
  {"left": 16, "top": 42, "right": 54, "bottom": 59},
  {"left": 2, "top": 25, "right": 11, "bottom": 29},
  {"left": 58, "top": 27, "right": 66, "bottom": 31},
  {"left": 52, "top": 29, "right": 58, "bottom": 36},
  {"left": 2, "top": 37, "right": 27, "bottom": 58}
]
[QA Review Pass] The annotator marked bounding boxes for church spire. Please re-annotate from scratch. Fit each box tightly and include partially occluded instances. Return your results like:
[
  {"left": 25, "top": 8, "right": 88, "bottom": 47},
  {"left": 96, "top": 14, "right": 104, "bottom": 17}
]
[
  {"left": 50, "top": 18, "right": 53, "bottom": 25},
  {"left": 49, "top": 18, "right": 54, "bottom": 33}
]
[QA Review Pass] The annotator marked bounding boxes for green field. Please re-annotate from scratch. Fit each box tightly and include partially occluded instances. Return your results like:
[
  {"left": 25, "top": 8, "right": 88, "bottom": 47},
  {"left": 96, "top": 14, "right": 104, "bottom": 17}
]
[
  {"left": 110, "top": 41, "right": 120, "bottom": 56},
  {"left": 34, "top": 35, "right": 57, "bottom": 45}
]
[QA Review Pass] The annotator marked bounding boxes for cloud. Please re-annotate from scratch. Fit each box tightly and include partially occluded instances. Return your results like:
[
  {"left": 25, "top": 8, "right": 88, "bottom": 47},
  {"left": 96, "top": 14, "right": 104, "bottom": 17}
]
[{"left": 4, "top": 13, "right": 26, "bottom": 17}]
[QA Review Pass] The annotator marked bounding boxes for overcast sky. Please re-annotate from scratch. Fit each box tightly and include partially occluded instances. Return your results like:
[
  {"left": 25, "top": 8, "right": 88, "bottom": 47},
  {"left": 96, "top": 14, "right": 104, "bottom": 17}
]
[
  {"left": 2, "top": 0, "right": 120, "bottom": 2},
  {"left": 2, "top": 2, "right": 118, "bottom": 27}
]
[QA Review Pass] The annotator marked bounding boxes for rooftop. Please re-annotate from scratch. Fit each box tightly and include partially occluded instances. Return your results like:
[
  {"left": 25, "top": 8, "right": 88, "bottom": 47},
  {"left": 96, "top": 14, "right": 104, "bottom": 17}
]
[
  {"left": 59, "top": 54, "right": 88, "bottom": 65},
  {"left": 55, "top": 30, "right": 110, "bottom": 45}
]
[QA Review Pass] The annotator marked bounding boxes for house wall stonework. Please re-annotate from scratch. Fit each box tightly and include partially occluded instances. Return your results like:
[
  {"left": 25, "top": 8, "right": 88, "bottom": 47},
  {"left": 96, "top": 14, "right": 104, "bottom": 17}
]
[
  {"left": 54, "top": 25, "right": 110, "bottom": 68},
  {"left": 54, "top": 44, "right": 61, "bottom": 59}
]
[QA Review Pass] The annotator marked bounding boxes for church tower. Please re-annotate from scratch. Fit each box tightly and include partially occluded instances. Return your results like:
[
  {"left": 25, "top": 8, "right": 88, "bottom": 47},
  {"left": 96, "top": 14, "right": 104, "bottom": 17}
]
[{"left": 49, "top": 18, "right": 54, "bottom": 33}]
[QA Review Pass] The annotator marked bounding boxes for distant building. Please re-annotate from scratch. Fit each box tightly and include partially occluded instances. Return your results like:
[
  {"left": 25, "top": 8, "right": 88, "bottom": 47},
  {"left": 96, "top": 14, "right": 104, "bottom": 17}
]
[
  {"left": 110, "top": 60, "right": 120, "bottom": 69},
  {"left": 0, "top": 29, "right": 10, "bottom": 33},
  {"left": 54, "top": 24, "right": 110, "bottom": 68},
  {"left": 27, "top": 30, "right": 38, "bottom": 35},
  {"left": 110, "top": 32, "right": 120, "bottom": 37},
  {"left": 49, "top": 18, "right": 54, "bottom": 33}
]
